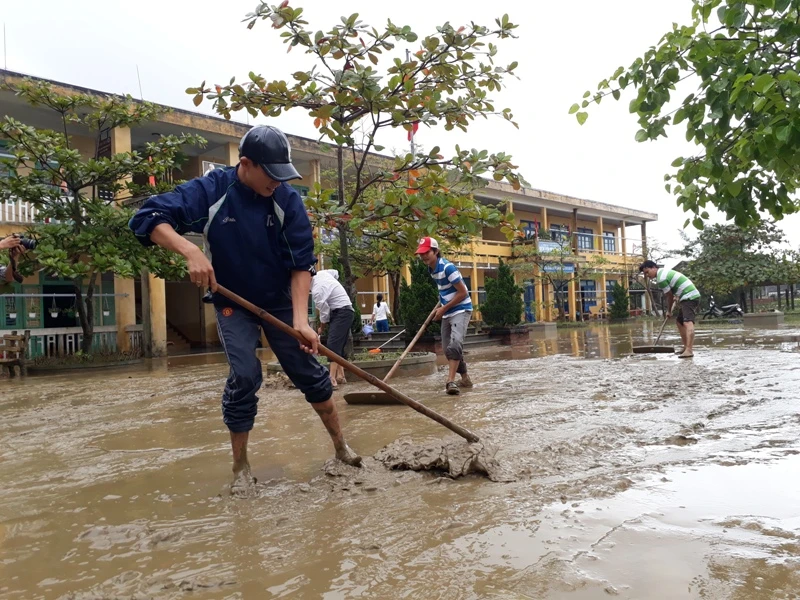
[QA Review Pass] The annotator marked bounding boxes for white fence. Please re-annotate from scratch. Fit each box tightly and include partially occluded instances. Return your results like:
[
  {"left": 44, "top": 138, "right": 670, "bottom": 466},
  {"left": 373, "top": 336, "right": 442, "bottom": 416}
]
[{"left": 1, "top": 199, "right": 40, "bottom": 224}]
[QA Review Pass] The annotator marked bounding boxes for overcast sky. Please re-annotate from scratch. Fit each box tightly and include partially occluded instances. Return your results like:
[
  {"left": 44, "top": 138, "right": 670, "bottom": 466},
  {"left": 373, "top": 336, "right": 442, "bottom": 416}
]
[{"left": 4, "top": 0, "right": 800, "bottom": 258}]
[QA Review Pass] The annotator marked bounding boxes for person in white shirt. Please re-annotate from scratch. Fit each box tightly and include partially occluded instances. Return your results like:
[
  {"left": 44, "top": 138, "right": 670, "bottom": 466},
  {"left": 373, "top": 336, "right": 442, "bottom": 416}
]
[
  {"left": 371, "top": 294, "right": 392, "bottom": 332},
  {"left": 311, "top": 269, "right": 354, "bottom": 388}
]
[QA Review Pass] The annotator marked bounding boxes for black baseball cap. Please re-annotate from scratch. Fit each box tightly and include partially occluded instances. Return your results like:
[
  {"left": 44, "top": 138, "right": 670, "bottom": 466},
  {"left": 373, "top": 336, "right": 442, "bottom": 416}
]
[
  {"left": 638, "top": 260, "right": 658, "bottom": 272},
  {"left": 238, "top": 125, "right": 301, "bottom": 182}
]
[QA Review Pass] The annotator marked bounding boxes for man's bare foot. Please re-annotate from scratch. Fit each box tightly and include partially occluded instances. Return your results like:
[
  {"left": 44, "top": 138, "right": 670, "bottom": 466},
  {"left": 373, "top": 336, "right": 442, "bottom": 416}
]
[
  {"left": 337, "top": 374, "right": 347, "bottom": 385},
  {"left": 678, "top": 351, "right": 694, "bottom": 359},
  {"left": 335, "top": 443, "right": 363, "bottom": 467},
  {"left": 230, "top": 462, "right": 257, "bottom": 497},
  {"left": 459, "top": 374, "right": 473, "bottom": 388}
]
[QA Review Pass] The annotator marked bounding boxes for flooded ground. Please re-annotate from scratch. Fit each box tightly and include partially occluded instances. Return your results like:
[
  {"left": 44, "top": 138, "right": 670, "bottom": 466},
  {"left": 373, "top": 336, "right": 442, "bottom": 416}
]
[{"left": 1, "top": 322, "right": 800, "bottom": 599}]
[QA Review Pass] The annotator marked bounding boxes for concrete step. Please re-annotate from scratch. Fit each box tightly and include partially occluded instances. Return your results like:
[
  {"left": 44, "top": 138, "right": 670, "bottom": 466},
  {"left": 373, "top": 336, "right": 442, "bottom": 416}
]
[{"left": 166, "top": 324, "right": 192, "bottom": 354}]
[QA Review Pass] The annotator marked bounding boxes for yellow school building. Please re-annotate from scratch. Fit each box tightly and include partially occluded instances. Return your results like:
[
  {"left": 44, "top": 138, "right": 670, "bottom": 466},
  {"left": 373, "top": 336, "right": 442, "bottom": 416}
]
[{"left": 0, "top": 69, "right": 656, "bottom": 358}]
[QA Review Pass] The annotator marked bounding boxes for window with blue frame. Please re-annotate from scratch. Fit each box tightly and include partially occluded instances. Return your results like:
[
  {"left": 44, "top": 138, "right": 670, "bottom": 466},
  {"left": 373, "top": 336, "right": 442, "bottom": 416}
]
[
  {"left": 580, "top": 279, "right": 597, "bottom": 313},
  {"left": 577, "top": 227, "right": 594, "bottom": 250},
  {"left": 0, "top": 139, "right": 14, "bottom": 179},
  {"left": 549, "top": 224, "right": 569, "bottom": 242},
  {"left": 292, "top": 184, "right": 309, "bottom": 198},
  {"left": 520, "top": 219, "right": 538, "bottom": 239},
  {"left": 603, "top": 232, "right": 616, "bottom": 252}
]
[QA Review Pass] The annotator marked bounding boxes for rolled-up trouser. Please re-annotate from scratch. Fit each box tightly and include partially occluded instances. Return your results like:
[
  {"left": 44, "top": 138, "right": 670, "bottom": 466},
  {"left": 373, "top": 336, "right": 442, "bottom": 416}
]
[
  {"left": 440, "top": 310, "right": 471, "bottom": 376},
  {"left": 216, "top": 303, "right": 332, "bottom": 433}
]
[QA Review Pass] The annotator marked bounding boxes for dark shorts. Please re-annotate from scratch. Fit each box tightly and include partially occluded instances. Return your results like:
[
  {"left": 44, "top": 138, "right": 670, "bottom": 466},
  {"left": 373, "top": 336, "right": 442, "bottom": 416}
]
[
  {"left": 327, "top": 307, "right": 354, "bottom": 357},
  {"left": 677, "top": 299, "right": 700, "bottom": 325},
  {"left": 216, "top": 304, "right": 332, "bottom": 433}
]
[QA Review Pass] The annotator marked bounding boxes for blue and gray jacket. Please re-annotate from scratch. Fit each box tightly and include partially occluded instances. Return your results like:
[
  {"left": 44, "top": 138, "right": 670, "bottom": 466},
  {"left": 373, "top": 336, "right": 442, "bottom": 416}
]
[{"left": 129, "top": 166, "right": 316, "bottom": 310}]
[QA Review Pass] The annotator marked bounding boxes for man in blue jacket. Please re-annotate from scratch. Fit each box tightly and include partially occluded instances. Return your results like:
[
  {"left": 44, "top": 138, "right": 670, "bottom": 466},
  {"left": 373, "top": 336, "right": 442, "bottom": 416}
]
[{"left": 129, "top": 125, "right": 362, "bottom": 491}]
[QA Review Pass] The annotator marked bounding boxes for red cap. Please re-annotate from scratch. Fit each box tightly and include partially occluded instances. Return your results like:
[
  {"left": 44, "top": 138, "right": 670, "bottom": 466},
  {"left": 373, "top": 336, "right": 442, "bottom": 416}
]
[{"left": 415, "top": 237, "right": 439, "bottom": 254}]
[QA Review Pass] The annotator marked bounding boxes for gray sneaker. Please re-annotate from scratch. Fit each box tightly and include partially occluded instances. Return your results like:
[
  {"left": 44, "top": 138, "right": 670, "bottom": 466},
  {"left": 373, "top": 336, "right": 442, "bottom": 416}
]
[{"left": 446, "top": 381, "right": 460, "bottom": 396}]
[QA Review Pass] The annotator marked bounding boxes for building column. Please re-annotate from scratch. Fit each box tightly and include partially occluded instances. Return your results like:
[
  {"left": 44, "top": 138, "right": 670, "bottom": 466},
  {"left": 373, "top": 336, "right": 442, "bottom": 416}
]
[
  {"left": 571, "top": 208, "right": 579, "bottom": 254},
  {"left": 114, "top": 276, "right": 136, "bottom": 352},
  {"left": 621, "top": 221, "right": 628, "bottom": 290},
  {"left": 600, "top": 271, "right": 608, "bottom": 313},
  {"left": 641, "top": 221, "right": 652, "bottom": 314},
  {"left": 401, "top": 263, "right": 411, "bottom": 285},
  {"left": 471, "top": 260, "right": 479, "bottom": 310},
  {"left": 540, "top": 279, "right": 549, "bottom": 321},
  {"left": 140, "top": 269, "right": 168, "bottom": 358},
  {"left": 598, "top": 216, "right": 605, "bottom": 255},
  {"left": 541, "top": 207, "right": 549, "bottom": 231},
  {"left": 641, "top": 221, "right": 648, "bottom": 258},
  {"left": 110, "top": 126, "right": 136, "bottom": 352},
  {"left": 568, "top": 276, "right": 577, "bottom": 321},
  {"left": 225, "top": 142, "right": 239, "bottom": 166}
]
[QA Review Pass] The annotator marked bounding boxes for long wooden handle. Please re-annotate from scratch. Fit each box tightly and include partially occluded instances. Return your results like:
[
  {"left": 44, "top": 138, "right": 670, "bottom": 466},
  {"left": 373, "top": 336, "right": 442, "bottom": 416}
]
[
  {"left": 653, "top": 300, "right": 677, "bottom": 346},
  {"left": 215, "top": 286, "right": 479, "bottom": 443},
  {"left": 383, "top": 303, "right": 440, "bottom": 384}
]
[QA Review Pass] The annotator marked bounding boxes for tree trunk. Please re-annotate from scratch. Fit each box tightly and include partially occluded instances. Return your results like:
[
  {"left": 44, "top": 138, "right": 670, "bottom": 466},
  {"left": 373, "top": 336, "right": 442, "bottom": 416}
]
[
  {"left": 786, "top": 287, "right": 790, "bottom": 310},
  {"left": 749, "top": 287, "right": 755, "bottom": 314},
  {"left": 791, "top": 284, "right": 796, "bottom": 311},
  {"left": 335, "top": 145, "right": 356, "bottom": 300},
  {"left": 74, "top": 273, "right": 98, "bottom": 354},
  {"left": 739, "top": 288, "right": 747, "bottom": 314},
  {"left": 777, "top": 284, "right": 782, "bottom": 309},
  {"left": 389, "top": 270, "right": 401, "bottom": 319}
]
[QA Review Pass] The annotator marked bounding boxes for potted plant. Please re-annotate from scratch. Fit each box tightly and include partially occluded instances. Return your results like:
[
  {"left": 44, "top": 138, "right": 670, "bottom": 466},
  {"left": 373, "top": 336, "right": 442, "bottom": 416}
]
[{"left": 49, "top": 298, "right": 59, "bottom": 319}]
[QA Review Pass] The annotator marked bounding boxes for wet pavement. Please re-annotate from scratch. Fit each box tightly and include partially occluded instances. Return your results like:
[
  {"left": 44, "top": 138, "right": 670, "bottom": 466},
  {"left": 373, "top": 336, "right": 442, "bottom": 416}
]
[{"left": 1, "top": 322, "right": 799, "bottom": 599}]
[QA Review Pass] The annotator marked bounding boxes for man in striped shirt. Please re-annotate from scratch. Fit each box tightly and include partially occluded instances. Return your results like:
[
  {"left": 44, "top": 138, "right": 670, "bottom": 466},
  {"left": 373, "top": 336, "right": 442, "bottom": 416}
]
[
  {"left": 416, "top": 237, "right": 473, "bottom": 395},
  {"left": 639, "top": 260, "right": 701, "bottom": 358}
]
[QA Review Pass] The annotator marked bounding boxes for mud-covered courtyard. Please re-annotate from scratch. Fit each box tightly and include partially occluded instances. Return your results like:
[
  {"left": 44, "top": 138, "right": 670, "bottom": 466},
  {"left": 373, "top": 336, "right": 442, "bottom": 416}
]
[{"left": 1, "top": 322, "right": 800, "bottom": 599}]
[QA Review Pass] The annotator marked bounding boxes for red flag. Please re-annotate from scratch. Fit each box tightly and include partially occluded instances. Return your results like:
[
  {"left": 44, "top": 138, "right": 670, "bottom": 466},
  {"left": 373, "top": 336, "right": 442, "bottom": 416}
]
[{"left": 407, "top": 121, "right": 419, "bottom": 142}]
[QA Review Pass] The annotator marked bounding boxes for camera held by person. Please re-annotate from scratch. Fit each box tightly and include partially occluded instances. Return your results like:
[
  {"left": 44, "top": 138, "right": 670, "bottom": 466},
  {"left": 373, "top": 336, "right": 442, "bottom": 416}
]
[{"left": 0, "top": 234, "right": 35, "bottom": 284}]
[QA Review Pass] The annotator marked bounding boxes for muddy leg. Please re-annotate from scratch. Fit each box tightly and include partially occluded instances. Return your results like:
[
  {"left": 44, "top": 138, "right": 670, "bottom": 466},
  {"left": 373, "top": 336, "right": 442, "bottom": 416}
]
[
  {"left": 680, "top": 321, "right": 695, "bottom": 357},
  {"left": 676, "top": 321, "right": 688, "bottom": 353},
  {"left": 329, "top": 364, "right": 339, "bottom": 388},
  {"left": 312, "top": 398, "right": 362, "bottom": 467},
  {"left": 229, "top": 431, "right": 256, "bottom": 493}
]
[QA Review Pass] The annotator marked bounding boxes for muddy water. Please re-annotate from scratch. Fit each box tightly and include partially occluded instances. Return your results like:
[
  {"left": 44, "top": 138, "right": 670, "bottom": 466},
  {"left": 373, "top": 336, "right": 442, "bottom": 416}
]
[{"left": 1, "top": 323, "right": 799, "bottom": 599}]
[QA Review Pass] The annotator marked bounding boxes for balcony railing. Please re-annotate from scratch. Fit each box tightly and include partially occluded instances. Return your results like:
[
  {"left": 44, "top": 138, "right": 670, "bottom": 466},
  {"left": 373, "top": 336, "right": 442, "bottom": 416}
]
[{"left": 1, "top": 199, "right": 40, "bottom": 224}]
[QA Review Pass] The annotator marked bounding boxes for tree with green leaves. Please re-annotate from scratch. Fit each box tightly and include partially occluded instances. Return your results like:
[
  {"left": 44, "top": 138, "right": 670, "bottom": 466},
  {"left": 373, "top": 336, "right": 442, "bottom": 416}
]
[
  {"left": 312, "top": 170, "right": 506, "bottom": 317},
  {"left": 575, "top": 0, "right": 800, "bottom": 227},
  {"left": 190, "top": 3, "right": 523, "bottom": 298},
  {"left": 511, "top": 232, "right": 610, "bottom": 320},
  {"left": 0, "top": 80, "right": 198, "bottom": 353},
  {"left": 398, "top": 258, "right": 440, "bottom": 340},
  {"left": 677, "top": 220, "right": 791, "bottom": 311},
  {"left": 609, "top": 283, "right": 630, "bottom": 320},
  {"left": 480, "top": 258, "right": 523, "bottom": 327}
]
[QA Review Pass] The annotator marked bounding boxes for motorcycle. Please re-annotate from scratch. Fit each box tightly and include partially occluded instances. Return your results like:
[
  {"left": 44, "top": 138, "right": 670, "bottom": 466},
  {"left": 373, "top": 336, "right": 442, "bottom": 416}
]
[{"left": 703, "top": 295, "right": 744, "bottom": 319}]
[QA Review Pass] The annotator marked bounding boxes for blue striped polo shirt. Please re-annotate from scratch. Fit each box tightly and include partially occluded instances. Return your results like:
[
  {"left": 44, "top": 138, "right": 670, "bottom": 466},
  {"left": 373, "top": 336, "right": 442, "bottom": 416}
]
[{"left": 430, "top": 257, "right": 473, "bottom": 318}]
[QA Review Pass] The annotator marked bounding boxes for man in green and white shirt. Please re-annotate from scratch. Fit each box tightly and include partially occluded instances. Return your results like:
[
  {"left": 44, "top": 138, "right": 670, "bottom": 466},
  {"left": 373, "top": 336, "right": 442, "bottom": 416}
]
[{"left": 639, "top": 260, "right": 701, "bottom": 358}]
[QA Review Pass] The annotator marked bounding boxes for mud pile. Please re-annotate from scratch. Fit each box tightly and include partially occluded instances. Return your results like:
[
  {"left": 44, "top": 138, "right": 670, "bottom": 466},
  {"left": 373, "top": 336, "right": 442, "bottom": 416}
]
[{"left": 374, "top": 437, "right": 516, "bottom": 482}]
